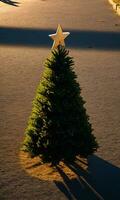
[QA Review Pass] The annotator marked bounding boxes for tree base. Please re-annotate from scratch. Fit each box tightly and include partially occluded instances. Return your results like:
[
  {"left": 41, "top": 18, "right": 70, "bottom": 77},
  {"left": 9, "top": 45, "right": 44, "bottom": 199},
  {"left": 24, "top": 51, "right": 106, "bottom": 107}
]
[{"left": 19, "top": 151, "right": 88, "bottom": 181}]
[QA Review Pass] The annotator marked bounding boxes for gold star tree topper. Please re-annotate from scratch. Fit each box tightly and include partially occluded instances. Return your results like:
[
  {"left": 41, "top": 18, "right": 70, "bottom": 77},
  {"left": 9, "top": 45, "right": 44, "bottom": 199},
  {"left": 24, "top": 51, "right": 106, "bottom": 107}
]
[{"left": 49, "top": 24, "right": 70, "bottom": 49}]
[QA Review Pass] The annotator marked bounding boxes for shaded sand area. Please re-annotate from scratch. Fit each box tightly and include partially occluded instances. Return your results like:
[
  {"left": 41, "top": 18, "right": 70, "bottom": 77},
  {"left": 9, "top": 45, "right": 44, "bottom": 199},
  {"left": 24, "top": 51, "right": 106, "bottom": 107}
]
[{"left": 0, "top": 0, "right": 120, "bottom": 199}]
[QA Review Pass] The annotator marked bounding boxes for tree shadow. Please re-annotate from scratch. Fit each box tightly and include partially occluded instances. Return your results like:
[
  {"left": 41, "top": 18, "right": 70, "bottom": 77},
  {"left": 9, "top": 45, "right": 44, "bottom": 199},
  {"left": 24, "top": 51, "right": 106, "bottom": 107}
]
[
  {"left": 54, "top": 156, "right": 120, "bottom": 200},
  {"left": 54, "top": 165, "right": 97, "bottom": 200},
  {"left": 0, "top": 0, "right": 19, "bottom": 7},
  {"left": 0, "top": 27, "right": 120, "bottom": 50},
  {"left": 87, "top": 155, "right": 120, "bottom": 200},
  {"left": 25, "top": 161, "right": 42, "bottom": 169}
]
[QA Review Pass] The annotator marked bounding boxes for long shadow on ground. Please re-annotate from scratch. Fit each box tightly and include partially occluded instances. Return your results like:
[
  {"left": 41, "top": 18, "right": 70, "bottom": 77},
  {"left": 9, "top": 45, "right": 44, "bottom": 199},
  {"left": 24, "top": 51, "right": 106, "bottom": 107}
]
[
  {"left": 87, "top": 156, "right": 120, "bottom": 200},
  {"left": 54, "top": 156, "right": 120, "bottom": 200},
  {"left": 0, "top": 0, "right": 19, "bottom": 6},
  {"left": 0, "top": 27, "right": 120, "bottom": 50}
]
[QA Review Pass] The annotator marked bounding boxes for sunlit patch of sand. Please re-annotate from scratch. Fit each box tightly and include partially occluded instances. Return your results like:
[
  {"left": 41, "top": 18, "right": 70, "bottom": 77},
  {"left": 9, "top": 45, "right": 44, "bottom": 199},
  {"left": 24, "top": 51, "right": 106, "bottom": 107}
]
[{"left": 19, "top": 151, "right": 88, "bottom": 181}]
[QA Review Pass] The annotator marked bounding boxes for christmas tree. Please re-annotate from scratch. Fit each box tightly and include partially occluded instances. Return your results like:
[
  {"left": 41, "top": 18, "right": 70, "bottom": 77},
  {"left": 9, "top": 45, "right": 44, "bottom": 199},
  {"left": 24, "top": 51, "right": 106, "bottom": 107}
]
[{"left": 22, "top": 25, "right": 98, "bottom": 165}]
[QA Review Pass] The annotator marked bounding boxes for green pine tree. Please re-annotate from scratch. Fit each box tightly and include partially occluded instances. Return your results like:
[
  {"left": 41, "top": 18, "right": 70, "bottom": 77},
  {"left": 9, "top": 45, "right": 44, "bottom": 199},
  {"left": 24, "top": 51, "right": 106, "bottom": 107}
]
[{"left": 22, "top": 45, "right": 98, "bottom": 165}]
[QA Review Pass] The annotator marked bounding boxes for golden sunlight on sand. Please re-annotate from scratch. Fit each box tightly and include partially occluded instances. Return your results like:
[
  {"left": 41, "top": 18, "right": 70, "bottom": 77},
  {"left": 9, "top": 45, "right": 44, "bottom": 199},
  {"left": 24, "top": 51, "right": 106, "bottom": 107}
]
[{"left": 19, "top": 151, "right": 88, "bottom": 181}]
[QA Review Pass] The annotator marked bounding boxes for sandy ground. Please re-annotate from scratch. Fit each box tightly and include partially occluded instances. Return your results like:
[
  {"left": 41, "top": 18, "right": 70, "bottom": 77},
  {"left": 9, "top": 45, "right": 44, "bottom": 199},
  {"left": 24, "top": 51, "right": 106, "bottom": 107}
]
[{"left": 0, "top": 0, "right": 120, "bottom": 199}]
